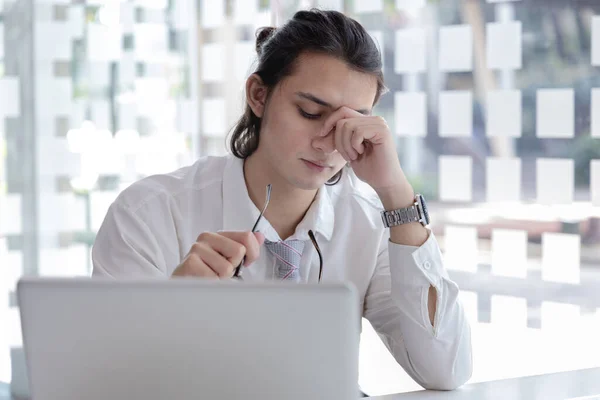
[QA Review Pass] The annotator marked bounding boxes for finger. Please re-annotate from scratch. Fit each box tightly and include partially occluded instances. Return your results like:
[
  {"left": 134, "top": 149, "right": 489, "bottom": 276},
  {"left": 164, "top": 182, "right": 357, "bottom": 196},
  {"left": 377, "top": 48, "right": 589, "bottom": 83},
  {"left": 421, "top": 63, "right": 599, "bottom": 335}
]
[
  {"left": 193, "top": 242, "right": 236, "bottom": 278},
  {"left": 350, "top": 127, "right": 366, "bottom": 156},
  {"left": 352, "top": 124, "right": 382, "bottom": 154},
  {"left": 321, "top": 108, "right": 346, "bottom": 137},
  {"left": 334, "top": 119, "right": 351, "bottom": 162},
  {"left": 244, "top": 232, "right": 265, "bottom": 266},
  {"left": 321, "top": 106, "right": 362, "bottom": 136},
  {"left": 191, "top": 257, "right": 219, "bottom": 278},
  {"left": 347, "top": 120, "right": 386, "bottom": 155},
  {"left": 173, "top": 253, "right": 218, "bottom": 278},
  {"left": 254, "top": 231, "right": 265, "bottom": 246},
  {"left": 196, "top": 232, "right": 246, "bottom": 267},
  {"left": 244, "top": 232, "right": 265, "bottom": 267},
  {"left": 218, "top": 231, "right": 262, "bottom": 266},
  {"left": 341, "top": 121, "right": 359, "bottom": 161}
]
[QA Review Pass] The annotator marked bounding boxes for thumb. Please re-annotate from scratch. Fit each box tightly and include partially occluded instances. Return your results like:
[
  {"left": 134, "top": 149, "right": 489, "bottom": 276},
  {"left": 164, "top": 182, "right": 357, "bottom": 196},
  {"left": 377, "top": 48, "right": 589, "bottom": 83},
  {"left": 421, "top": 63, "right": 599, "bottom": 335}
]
[{"left": 254, "top": 231, "right": 265, "bottom": 246}]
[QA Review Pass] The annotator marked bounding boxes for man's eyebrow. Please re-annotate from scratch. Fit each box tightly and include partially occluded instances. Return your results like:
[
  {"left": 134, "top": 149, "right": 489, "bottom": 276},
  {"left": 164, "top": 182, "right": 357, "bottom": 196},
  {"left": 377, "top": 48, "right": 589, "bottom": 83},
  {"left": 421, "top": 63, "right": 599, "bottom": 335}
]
[{"left": 295, "top": 91, "right": 370, "bottom": 115}]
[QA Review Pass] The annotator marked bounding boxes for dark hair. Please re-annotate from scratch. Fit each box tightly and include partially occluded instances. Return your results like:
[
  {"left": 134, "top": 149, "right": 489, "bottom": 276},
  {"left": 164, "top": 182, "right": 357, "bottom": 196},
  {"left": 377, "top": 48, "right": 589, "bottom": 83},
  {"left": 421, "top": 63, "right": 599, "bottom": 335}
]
[{"left": 228, "top": 9, "right": 387, "bottom": 185}]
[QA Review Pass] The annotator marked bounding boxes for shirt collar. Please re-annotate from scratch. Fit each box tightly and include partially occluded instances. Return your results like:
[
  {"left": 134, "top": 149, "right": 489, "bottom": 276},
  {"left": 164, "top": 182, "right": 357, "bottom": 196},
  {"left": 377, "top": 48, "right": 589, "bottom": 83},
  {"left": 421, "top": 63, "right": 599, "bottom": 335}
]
[{"left": 222, "top": 155, "right": 335, "bottom": 243}]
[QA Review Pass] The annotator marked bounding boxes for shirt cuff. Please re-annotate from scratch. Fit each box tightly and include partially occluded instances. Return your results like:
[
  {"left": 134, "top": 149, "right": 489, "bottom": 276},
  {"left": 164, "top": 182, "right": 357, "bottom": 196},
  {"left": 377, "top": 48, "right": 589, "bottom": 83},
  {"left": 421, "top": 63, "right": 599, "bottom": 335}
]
[{"left": 389, "top": 230, "right": 449, "bottom": 288}]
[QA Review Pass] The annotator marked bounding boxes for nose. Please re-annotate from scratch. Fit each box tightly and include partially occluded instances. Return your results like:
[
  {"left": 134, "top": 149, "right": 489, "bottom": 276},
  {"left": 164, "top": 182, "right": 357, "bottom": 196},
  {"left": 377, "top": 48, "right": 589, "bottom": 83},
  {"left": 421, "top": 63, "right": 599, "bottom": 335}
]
[{"left": 312, "top": 130, "right": 336, "bottom": 155}]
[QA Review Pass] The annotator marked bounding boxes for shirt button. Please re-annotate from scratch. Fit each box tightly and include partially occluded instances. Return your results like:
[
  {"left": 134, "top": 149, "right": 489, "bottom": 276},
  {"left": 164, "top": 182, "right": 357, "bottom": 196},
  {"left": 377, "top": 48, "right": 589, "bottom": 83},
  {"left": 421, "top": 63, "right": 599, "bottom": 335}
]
[{"left": 423, "top": 261, "right": 431, "bottom": 270}]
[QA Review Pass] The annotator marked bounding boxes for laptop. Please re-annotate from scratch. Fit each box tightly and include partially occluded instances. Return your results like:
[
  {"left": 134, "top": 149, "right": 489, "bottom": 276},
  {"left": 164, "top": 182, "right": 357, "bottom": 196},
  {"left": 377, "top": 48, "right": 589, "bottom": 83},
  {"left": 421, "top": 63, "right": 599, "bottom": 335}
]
[{"left": 17, "top": 278, "right": 360, "bottom": 400}]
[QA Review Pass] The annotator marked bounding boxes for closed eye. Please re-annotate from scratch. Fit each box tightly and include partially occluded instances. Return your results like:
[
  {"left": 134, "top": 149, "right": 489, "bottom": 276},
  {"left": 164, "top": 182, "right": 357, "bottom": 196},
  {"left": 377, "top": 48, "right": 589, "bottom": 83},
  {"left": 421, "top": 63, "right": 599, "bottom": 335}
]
[{"left": 298, "top": 108, "right": 321, "bottom": 120}]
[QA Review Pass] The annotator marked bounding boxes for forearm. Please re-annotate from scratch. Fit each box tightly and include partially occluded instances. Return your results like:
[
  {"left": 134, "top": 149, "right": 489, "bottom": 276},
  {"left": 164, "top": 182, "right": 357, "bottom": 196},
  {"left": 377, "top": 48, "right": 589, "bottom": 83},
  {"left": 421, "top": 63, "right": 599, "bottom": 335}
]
[
  {"left": 386, "top": 237, "right": 473, "bottom": 389},
  {"left": 366, "top": 237, "right": 473, "bottom": 390},
  {"left": 376, "top": 179, "right": 435, "bottom": 325}
]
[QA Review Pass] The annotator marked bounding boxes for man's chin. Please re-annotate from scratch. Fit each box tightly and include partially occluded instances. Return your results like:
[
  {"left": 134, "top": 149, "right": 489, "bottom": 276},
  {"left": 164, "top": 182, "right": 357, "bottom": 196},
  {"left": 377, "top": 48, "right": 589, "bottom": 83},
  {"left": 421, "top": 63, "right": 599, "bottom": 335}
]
[
  {"left": 288, "top": 174, "right": 329, "bottom": 191},
  {"left": 287, "top": 161, "right": 341, "bottom": 190},
  {"left": 292, "top": 180, "right": 324, "bottom": 191}
]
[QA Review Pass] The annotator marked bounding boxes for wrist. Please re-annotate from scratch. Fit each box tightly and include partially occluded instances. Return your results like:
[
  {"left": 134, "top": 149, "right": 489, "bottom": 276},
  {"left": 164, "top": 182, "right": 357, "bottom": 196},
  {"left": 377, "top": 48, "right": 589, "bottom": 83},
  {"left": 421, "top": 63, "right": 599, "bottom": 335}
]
[{"left": 376, "top": 183, "right": 415, "bottom": 211}]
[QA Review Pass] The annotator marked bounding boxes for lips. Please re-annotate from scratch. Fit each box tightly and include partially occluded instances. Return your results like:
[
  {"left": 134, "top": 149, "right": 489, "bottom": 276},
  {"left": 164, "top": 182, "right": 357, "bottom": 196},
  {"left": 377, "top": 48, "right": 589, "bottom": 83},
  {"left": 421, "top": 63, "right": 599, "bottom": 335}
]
[
  {"left": 302, "top": 158, "right": 331, "bottom": 168},
  {"left": 302, "top": 159, "right": 330, "bottom": 172},
  {"left": 303, "top": 159, "right": 330, "bottom": 168}
]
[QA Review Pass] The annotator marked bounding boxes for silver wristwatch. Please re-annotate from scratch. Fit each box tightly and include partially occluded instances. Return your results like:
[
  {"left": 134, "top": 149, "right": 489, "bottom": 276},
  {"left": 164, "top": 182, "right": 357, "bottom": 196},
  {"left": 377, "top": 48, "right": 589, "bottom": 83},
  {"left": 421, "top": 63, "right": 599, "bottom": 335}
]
[{"left": 381, "top": 194, "right": 430, "bottom": 228}]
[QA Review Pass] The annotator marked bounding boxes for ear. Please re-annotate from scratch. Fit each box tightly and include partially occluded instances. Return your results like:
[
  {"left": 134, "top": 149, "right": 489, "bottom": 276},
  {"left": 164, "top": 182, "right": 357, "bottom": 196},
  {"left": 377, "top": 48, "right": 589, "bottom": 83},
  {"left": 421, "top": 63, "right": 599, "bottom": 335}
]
[{"left": 246, "top": 74, "right": 269, "bottom": 118}]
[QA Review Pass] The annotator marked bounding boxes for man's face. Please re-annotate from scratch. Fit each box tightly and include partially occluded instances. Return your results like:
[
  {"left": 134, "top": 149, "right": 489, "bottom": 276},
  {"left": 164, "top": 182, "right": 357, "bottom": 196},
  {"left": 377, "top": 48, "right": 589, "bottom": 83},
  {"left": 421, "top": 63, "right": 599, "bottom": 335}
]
[{"left": 250, "top": 52, "right": 378, "bottom": 190}]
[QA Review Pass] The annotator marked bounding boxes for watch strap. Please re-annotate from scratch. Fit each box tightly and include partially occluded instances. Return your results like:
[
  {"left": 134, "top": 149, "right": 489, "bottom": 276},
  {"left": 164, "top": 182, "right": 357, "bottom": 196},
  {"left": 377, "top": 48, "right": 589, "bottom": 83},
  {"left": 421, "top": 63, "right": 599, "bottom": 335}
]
[{"left": 381, "top": 205, "right": 420, "bottom": 227}]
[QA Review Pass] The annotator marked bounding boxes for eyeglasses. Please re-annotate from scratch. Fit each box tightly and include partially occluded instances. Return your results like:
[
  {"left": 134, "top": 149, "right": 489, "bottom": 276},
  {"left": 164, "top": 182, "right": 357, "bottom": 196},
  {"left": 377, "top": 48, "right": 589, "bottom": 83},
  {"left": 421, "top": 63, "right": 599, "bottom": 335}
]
[
  {"left": 232, "top": 184, "right": 271, "bottom": 278},
  {"left": 232, "top": 184, "right": 323, "bottom": 283},
  {"left": 308, "top": 230, "right": 323, "bottom": 282}
]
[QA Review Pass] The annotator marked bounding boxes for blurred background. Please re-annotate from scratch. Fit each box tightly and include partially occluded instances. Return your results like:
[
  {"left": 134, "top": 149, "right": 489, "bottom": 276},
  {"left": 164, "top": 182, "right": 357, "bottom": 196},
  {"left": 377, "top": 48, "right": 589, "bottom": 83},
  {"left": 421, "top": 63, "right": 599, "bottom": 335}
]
[{"left": 1, "top": 0, "right": 600, "bottom": 396}]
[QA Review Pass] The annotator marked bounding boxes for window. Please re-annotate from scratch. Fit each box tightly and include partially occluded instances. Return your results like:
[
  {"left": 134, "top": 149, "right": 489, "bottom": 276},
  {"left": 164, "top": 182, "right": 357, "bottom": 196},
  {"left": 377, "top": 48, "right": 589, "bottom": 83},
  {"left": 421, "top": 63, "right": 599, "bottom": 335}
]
[
  {"left": 53, "top": 61, "right": 71, "bottom": 77},
  {"left": 52, "top": 5, "right": 68, "bottom": 22},
  {"left": 0, "top": 1, "right": 195, "bottom": 385},
  {"left": 55, "top": 116, "right": 70, "bottom": 137},
  {"left": 122, "top": 34, "right": 134, "bottom": 51},
  {"left": 1, "top": 0, "right": 599, "bottom": 396}
]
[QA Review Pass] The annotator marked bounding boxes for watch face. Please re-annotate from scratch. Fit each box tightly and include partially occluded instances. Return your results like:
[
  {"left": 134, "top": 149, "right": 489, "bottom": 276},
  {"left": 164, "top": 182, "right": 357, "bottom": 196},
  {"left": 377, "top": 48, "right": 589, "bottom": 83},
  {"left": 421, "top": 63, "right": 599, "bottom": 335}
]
[{"left": 417, "top": 194, "right": 430, "bottom": 225}]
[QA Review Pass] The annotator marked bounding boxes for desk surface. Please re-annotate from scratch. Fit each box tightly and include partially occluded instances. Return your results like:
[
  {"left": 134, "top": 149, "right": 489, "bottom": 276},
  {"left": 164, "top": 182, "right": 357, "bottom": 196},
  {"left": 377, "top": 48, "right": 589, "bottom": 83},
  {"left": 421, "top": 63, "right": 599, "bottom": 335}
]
[
  {"left": 371, "top": 368, "right": 600, "bottom": 400},
  {"left": 1, "top": 368, "right": 599, "bottom": 400}
]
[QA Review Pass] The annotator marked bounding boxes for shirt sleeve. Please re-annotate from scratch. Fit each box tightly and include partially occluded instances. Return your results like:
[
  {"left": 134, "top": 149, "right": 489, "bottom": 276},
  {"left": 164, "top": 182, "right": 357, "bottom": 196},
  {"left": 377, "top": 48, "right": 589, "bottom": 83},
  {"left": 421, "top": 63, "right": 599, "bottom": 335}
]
[
  {"left": 362, "top": 230, "right": 473, "bottom": 390},
  {"left": 91, "top": 202, "right": 170, "bottom": 278}
]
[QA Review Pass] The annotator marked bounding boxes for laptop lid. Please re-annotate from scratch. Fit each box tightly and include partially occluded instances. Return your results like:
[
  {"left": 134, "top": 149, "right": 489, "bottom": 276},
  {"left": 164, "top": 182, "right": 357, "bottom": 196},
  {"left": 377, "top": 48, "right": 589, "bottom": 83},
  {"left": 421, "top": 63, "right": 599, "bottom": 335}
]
[{"left": 17, "top": 278, "right": 360, "bottom": 400}]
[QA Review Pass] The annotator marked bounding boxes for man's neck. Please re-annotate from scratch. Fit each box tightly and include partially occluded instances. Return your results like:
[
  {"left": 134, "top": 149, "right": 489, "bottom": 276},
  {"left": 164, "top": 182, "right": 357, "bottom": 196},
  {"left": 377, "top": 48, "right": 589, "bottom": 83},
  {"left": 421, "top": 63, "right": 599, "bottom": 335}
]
[{"left": 244, "top": 153, "right": 317, "bottom": 240}]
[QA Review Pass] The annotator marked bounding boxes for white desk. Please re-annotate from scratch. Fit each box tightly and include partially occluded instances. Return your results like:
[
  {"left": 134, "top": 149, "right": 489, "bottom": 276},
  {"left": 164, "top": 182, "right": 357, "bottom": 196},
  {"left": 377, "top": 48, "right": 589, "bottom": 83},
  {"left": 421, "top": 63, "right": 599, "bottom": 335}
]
[
  {"left": 1, "top": 368, "right": 599, "bottom": 399},
  {"left": 369, "top": 368, "right": 600, "bottom": 399}
]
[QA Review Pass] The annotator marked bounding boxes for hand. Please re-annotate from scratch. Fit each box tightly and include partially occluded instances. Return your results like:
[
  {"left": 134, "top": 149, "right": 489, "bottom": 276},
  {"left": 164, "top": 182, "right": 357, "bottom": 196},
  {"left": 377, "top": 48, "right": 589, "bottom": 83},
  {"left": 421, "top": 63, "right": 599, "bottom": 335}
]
[
  {"left": 172, "top": 231, "right": 265, "bottom": 278},
  {"left": 320, "top": 107, "right": 406, "bottom": 194}
]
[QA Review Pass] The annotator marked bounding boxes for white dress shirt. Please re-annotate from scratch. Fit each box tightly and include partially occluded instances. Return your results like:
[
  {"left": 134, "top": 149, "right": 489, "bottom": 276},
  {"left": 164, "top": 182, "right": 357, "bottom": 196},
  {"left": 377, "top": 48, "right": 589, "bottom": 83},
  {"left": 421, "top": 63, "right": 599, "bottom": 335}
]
[{"left": 92, "top": 154, "right": 473, "bottom": 390}]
